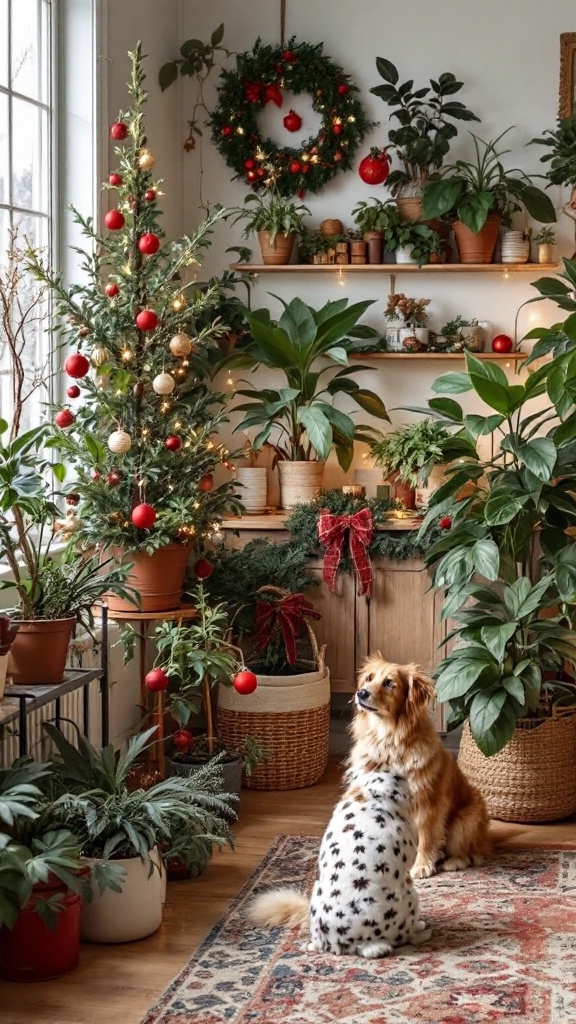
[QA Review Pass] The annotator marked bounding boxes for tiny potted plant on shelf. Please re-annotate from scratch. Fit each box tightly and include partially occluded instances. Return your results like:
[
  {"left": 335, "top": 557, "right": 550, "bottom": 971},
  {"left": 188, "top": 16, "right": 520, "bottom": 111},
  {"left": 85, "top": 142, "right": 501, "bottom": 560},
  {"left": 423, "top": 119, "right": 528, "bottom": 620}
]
[
  {"left": 438, "top": 314, "right": 487, "bottom": 353},
  {"left": 386, "top": 222, "right": 444, "bottom": 266},
  {"left": 232, "top": 187, "right": 310, "bottom": 264},
  {"left": 351, "top": 197, "right": 400, "bottom": 263},
  {"left": 533, "top": 226, "right": 556, "bottom": 264},
  {"left": 384, "top": 292, "right": 431, "bottom": 352}
]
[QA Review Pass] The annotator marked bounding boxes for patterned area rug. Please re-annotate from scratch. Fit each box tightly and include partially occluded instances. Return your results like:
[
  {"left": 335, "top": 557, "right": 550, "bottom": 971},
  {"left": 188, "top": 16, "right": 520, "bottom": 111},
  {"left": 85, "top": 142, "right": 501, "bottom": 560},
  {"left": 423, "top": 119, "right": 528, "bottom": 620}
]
[{"left": 142, "top": 836, "right": 576, "bottom": 1024}]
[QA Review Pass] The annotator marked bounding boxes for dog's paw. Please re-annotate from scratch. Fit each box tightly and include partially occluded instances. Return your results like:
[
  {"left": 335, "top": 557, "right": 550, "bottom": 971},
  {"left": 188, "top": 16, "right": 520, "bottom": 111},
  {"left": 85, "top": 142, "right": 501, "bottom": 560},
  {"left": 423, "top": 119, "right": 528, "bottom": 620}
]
[
  {"left": 357, "top": 941, "right": 393, "bottom": 959},
  {"left": 410, "top": 861, "right": 437, "bottom": 879},
  {"left": 409, "top": 926, "right": 432, "bottom": 945},
  {"left": 440, "top": 856, "right": 470, "bottom": 872}
]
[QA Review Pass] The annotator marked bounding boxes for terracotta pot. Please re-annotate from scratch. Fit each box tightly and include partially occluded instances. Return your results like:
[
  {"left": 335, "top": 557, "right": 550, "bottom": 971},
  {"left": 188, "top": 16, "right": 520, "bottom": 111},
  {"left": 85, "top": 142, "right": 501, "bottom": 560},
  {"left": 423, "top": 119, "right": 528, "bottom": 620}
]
[
  {"left": 363, "top": 231, "right": 384, "bottom": 264},
  {"left": 390, "top": 474, "right": 416, "bottom": 510},
  {"left": 102, "top": 543, "right": 191, "bottom": 613},
  {"left": 453, "top": 215, "right": 501, "bottom": 264},
  {"left": 349, "top": 240, "right": 367, "bottom": 264},
  {"left": 0, "top": 888, "right": 81, "bottom": 981},
  {"left": 8, "top": 617, "right": 76, "bottom": 686},
  {"left": 257, "top": 231, "right": 295, "bottom": 265},
  {"left": 278, "top": 461, "right": 325, "bottom": 509}
]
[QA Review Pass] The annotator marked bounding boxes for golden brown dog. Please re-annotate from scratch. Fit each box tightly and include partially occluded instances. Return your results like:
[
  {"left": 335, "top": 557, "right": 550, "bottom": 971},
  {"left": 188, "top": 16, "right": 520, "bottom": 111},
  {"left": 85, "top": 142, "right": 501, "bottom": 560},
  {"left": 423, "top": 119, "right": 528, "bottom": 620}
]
[{"left": 347, "top": 655, "right": 491, "bottom": 878}]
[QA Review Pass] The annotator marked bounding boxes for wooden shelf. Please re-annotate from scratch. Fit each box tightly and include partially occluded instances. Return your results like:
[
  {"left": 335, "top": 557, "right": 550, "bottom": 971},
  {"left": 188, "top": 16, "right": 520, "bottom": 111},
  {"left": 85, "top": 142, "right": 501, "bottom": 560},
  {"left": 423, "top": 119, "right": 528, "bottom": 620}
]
[
  {"left": 230, "top": 262, "right": 558, "bottom": 275},
  {"left": 350, "top": 351, "right": 526, "bottom": 361}
]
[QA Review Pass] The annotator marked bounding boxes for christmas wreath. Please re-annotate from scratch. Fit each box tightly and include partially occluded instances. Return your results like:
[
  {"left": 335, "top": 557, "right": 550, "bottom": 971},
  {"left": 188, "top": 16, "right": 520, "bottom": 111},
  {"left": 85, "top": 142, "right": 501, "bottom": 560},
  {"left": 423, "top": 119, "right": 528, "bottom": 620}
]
[{"left": 210, "top": 36, "right": 376, "bottom": 197}]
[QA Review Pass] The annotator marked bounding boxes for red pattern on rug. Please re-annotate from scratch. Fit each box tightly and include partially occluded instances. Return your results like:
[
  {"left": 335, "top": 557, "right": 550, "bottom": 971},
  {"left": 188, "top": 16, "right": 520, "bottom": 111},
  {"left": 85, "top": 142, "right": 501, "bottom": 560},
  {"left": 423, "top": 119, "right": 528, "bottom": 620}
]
[{"left": 141, "top": 836, "right": 576, "bottom": 1024}]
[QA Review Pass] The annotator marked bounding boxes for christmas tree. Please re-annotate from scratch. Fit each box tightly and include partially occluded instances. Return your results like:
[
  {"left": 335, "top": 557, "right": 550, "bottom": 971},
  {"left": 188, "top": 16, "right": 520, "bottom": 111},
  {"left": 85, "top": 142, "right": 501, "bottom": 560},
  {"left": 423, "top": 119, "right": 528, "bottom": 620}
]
[{"left": 29, "top": 43, "right": 238, "bottom": 557}]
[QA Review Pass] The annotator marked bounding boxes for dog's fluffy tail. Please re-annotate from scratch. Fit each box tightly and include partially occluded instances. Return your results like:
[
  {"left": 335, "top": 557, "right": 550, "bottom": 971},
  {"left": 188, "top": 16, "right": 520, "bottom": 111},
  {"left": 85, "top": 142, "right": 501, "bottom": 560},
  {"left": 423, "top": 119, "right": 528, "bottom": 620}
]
[{"left": 248, "top": 888, "right": 309, "bottom": 928}]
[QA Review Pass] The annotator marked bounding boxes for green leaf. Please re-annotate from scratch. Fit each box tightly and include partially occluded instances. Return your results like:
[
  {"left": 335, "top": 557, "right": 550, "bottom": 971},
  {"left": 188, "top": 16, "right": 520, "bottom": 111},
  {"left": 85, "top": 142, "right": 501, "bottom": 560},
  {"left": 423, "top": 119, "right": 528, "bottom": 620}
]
[
  {"left": 471, "top": 538, "right": 500, "bottom": 580},
  {"left": 501, "top": 675, "right": 525, "bottom": 705},
  {"left": 52, "top": 463, "right": 66, "bottom": 483},
  {"left": 375, "top": 57, "right": 399, "bottom": 84},
  {"left": 464, "top": 413, "right": 505, "bottom": 437},
  {"left": 349, "top": 389, "right": 389, "bottom": 420},
  {"left": 158, "top": 62, "right": 178, "bottom": 91},
  {"left": 210, "top": 22, "right": 224, "bottom": 46},
  {"left": 324, "top": 346, "right": 349, "bottom": 365},
  {"left": 480, "top": 622, "right": 517, "bottom": 662},
  {"left": 431, "top": 371, "right": 472, "bottom": 395},
  {"left": 516, "top": 438, "right": 557, "bottom": 481},
  {"left": 469, "top": 688, "right": 507, "bottom": 735},
  {"left": 484, "top": 490, "right": 529, "bottom": 526},
  {"left": 435, "top": 657, "right": 489, "bottom": 701},
  {"left": 428, "top": 397, "right": 464, "bottom": 421},
  {"left": 298, "top": 405, "right": 332, "bottom": 459},
  {"left": 521, "top": 663, "right": 542, "bottom": 711},
  {"left": 471, "top": 701, "right": 517, "bottom": 756}
]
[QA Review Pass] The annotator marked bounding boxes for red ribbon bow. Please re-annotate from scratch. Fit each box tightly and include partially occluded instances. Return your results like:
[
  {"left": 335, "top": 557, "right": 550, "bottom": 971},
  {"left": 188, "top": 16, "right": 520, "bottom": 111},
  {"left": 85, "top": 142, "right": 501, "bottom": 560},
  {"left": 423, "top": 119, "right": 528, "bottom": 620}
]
[
  {"left": 317, "top": 508, "right": 374, "bottom": 595},
  {"left": 255, "top": 592, "right": 320, "bottom": 665}
]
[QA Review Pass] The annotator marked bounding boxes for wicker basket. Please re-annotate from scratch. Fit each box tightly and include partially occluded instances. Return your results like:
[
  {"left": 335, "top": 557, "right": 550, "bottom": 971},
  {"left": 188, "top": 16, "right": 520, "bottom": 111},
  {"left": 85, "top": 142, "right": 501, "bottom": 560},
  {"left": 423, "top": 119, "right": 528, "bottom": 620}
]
[
  {"left": 457, "top": 712, "right": 576, "bottom": 823},
  {"left": 217, "top": 615, "right": 330, "bottom": 791}
]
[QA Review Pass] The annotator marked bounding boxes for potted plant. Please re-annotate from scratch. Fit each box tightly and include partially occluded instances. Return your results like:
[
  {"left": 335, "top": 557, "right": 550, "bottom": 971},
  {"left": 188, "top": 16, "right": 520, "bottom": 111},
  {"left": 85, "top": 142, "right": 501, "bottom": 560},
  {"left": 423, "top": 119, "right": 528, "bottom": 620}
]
[
  {"left": 438, "top": 315, "right": 487, "bottom": 353},
  {"left": 384, "top": 292, "right": 431, "bottom": 353},
  {"left": 369, "top": 58, "right": 480, "bottom": 220},
  {"left": 0, "top": 617, "right": 19, "bottom": 700},
  {"left": 351, "top": 198, "right": 400, "bottom": 263},
  {"left": 0, "top": 758, "right": 88, "bottom": 981},
  {"left": 422, "top": 129, "right": 556, "bottom": 263},
  {"left": 386, "top": 222, "right": 444, "bottom": 266},
  {"left": 28, "top": 46, "right": 240, "bottom": 616},
  {"left": 45, "top": 722, "right": 237, "bottom": 942},
  {"left": 533, "top": 226, "right": 556, "bottom": 264},
  {"left": 370, "top": 418, "right": 477, "bottom": 510},
  {"left": 418, "top": 314, "right": 576, "bottom": 821},
  {"left": 232, "top": 296, "right": 388, "bottom": 508},
  {"left": 531, "top": 113, "right": 576, "bottom": 222},
  {"left": 297, "top": 229, "right": 350, "bottom": 266},
  {"left": 232, "top": 188, "right": 310, "bottom": 265}
]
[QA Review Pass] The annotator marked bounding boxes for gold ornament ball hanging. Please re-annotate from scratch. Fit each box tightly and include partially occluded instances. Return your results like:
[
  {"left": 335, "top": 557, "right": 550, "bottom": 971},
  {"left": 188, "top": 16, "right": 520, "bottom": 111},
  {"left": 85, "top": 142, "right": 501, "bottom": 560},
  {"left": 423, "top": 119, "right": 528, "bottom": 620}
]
[
  {"left": 138, "top": 149, "right": 155, "bottom": 171},
  {"left": 152, "top": 372, "right": 175, "bottom": 395},
  {"left": 108, "top": 429, "right": 132, "bottom": 454},
  {"left": 169, "top": 333, "right": 193, "bottom": 358},
  {"left": 91, "top": 345, "right": 111, "bottom": 367}
]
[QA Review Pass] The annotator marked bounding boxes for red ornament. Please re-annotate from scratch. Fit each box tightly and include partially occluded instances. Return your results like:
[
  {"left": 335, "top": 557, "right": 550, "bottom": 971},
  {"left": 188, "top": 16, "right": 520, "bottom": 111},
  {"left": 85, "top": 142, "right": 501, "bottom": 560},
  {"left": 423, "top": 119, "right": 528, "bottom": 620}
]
[
  {"left": 439, "top": 516, "right": 452, "bottom": 531},
  {"left": 283, "top": 109, "right": 302, "bottom": 133},
  {"left": 145, "top": 667, "right": 169, "bottom": 692},
  {"left": 131, "top": 502, "right": 157, "bottom": 529},
  {"left": 108, "top": 173, "right": 123, "bottom": 186},
  {"left": 333, "top": 152, "right": 343, "bottom": 163},
  {"left": 138, "top": 232, "right": 160, "bottom": 255},
  {"left": 297, "top": 188, "right": 306, "bottom": 199},
  {"left": 198, "top": 473, "right": 213, "bottom": 492},
  {"left": 165, "top": 435, "right": 182, "bottom": 452},
  {"left": 337, "top": 83, "right": 350, "bottom": 95},
  {"left": 105, "top": 282, "right": 119, "bottom": 298},
  {"left": 135, "top": 309, "right": 158, "bottom": 332},
  {"left": 221, "top": 126, "right": 233, "bottom": 136},
  {"left": 233, "top": 669, "right": 258, "bottom": 695},
  {"left": 289, "top": 160, "right": 301, "bottom": 175},
  {"left": 92, "top": 470, "right": 102, "bottom": 482},
  {"left": 104, "top": 209, "right": 125, "bottom": 231},
  {"left": 173, "top": 729, "right": 194, "bottom": 752},
  {"left": 244, "top": 81, "right": 262, "bottom": 104},
  {"left": 491, "top": 334, "right": 514, "bottom": 353},
  {"left": 244, "top": 158, "right": 256, "bottom": 170},
  {"left": 194, "top": 557, "right": 213, "bottom": 580},
  {"left": 263, "top": 82, "right": 283, "bottom": 108},
  {"left": 282, "top": 50, "right": 296, "bottom": 62},
  {"left": 110, "top": 121, "right": 128, "bottom": 140},
  {"left": 358, "top": 148, "right": 390, "bottom": 185},
  {"left": 55, "top": 409, "right": 74, "bottom": 429},
  {"left": 106, "top": 470, "right": 121, "bottom": 487},
  {"left": 256, "top": 167, "right": 266, "bottom": 179},
  {"left": 64, "top": 352, "right": 90, "bottom": 378},
  {"left": 246, "top": 170, "right": 257, "bottom": 183},
  {"left": 333, "top": 123, "right": 344, "bottom": 136},
  {"left": 144, "top": 188, "right": 156, "bottom": 201},
  {"left": 67, "top": 384, "right": 81, "bottom": 399}
]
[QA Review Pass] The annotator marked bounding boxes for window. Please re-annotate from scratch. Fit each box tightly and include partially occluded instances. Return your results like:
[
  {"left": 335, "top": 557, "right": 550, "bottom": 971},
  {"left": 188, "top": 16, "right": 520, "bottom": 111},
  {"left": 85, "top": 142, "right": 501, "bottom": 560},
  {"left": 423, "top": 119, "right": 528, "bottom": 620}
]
[{"left": 0, "top": 0, "right": 53, "bottom": 433}]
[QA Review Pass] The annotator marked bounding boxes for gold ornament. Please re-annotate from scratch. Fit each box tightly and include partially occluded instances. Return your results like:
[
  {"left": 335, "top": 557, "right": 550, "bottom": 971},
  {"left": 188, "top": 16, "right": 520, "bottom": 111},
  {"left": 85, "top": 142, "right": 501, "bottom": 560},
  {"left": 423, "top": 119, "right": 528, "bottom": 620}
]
[
  {"left": 300, "top": 153, "right": 310, "bottom": 163},
  {"left": 91, "top": 345, "right": 111, "bottom": 366},
  {"left": 310, "top": 155, "right": 320, "bottom": 164},
  {"left": 169, "top": 332, "right": 193, "bottom": 357},
  {"left": 138, "top": 149, "right": 155, "bottom": 171},
  {"left": 236, "top": 126, "right": 245, "bottom": 135},
  {"left": 108, "top": 429, "right": 132, "bottom": 454},
  {"left": 152, "top": 372, "right": 175, "bottom": 395}
]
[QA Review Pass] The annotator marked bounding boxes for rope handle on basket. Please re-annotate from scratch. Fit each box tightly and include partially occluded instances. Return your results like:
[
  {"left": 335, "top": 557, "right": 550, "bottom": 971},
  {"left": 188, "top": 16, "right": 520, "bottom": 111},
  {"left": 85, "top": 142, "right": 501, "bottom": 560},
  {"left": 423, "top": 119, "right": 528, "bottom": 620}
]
[{"left": 255, "top": 585, "right": 325, "bottom": 674}]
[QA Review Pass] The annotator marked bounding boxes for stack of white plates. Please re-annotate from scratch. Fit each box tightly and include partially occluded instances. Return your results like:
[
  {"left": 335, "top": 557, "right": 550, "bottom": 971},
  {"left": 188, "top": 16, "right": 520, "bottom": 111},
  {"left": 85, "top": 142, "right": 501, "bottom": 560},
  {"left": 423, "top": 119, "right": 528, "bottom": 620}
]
[{"left": 501, "top": 230, "right": 530, "bottom": 264}]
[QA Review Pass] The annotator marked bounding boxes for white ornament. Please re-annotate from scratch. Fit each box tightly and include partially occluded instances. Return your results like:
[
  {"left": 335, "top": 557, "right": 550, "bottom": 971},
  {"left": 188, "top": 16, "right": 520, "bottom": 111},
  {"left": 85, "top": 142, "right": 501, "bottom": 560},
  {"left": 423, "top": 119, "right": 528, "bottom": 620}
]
[
  {"left": 91, "top": 345, "right": 111, "bottom": 367},
  {"left": 108, "top": 429, "right": 132, "bottom": 454},
  {"left": 169, "top": 332, "right": 193, "bottom": 357},
  {"left": 152, "top": 372, "right": 175, "bottom": 395},
  {"left": 138, "top": 149, "right": 155, "bottom": 171}
]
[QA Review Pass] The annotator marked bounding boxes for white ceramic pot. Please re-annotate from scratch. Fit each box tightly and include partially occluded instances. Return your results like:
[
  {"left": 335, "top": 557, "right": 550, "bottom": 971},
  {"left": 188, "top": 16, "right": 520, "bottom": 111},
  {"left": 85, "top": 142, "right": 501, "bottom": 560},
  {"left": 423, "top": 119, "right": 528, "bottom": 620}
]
[
  {"left": 235, "top": 467, "right": 268, "bottom": 512},
  {"left": 395, "top": 245, "right": 418, "bottom": 264},
  {"left": 278, "top": 460, "right": 325, "bottom": 509},
  {"left": 501, "top": 230, "right": 530, "bottom": 264},
  {"left": 81, "top": 847, "right": 164, "bottom": 943}
]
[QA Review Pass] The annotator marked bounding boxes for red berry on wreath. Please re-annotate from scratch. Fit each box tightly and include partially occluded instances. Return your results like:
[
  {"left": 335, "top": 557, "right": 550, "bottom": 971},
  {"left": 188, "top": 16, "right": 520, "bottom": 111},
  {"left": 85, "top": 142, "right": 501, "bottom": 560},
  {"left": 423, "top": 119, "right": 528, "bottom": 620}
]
[
  {"left": 55, "top": 409, "right": 74, "bottom": 428},
  {"left": 105, "top": 282, "right": 119, "bottom": 298},
  {"left": 256, "top": 167, "right": 266, "bottom": 179},
  {"left": 359, "top": 148, "right": 390, "bottom": 185},
  {"left": 289, "top": 160, "right": 301, "bottom": 174},
  {"left": 198, "top": 473, "right": 213, "bottom": 492},
  {"left": 165, "top": 434, "right": 182, "bottom": 452},
  {"left": 131, "top": 502, "right": 157, "bottom": 529},
  {"left": 244, "top": 158, "right": 256, "bottom": 170},
  {"left": 283, "top": 109, "right": 302, "bottom": 133},
  {"left": 282, "top": 50, "right": 296, "bottom": 62},
  {"left": 145, "top": 667, "right": 169, "bottom": 692},
  {"left": 233, "top": 669, "right": 258, "bottom": 695},
  {"left": 439, "top": 516, "right": 452, "bottom": 530},
  {"left": 138, "top": 232, "right": 160, "bottom": 255},
  {"left": 194, "top": 557, "right": 213, "bottom": 580},
  {"left": 135, "top": 309, "right": 158, "bottom": 332},
  {"left": 173, "top": 729, "right": 194, "bottom": 752},
  {"left": 110, "top": 121, "right": 128, "bottom": 140},
  {"left": 337, "top": 83, "right": 350, "bottom": 95},
  {"left": 109, "top": 172, "right": 123, "bottom": 186},
  {"left": 67, "top": 384, "right": 81, "bottom": 399},
  {"left": 144, "top": 188, "right": 156, "bottom": 201},
  {"left": 246, "top": 170, "right": 257, "bottom": 182},
  {"left": 104, "top": 209, "right": 125, "bottom": 231},
  {"left": 221, "top": 126, "right": 233, "bottom": 136},
  {"left": 106, "top": 470, "right": 121, "bottom": 487},
  {"left": 64, "top": 352, "right": 90, "bottom": 378},
  {"left": 333, "top": 152, "right": 343, "bottom": 163},
  {"left": 333, "top": 123, "right": 344, "bottom": 136}
]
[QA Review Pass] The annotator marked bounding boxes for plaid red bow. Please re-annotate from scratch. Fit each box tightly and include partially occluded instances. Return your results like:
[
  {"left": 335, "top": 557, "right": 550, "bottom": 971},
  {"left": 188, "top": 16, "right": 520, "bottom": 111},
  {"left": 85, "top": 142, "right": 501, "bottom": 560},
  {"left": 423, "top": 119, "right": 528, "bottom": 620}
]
[
  {"left": 254, "top": 592, "right": 320, "bottom": 665},
  {"left": 317, "top": 507, "right": 374, "bottom": 595}
]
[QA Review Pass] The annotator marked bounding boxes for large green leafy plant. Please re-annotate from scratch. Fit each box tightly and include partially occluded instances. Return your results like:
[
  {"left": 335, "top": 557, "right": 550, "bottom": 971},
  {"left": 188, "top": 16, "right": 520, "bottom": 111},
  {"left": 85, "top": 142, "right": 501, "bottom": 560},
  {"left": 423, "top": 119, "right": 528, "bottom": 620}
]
[
  {"left": 530, "top": 113, "right": 576, "bottom": 189},
  {"left": 232, "top": 297, "right": 388, "bottom": 469},
  {"left": 370, "top": 418, "right": 478, "bottom": 486},
  {"left": 419, "top": 321, "right": 576, "bottom": 754}
]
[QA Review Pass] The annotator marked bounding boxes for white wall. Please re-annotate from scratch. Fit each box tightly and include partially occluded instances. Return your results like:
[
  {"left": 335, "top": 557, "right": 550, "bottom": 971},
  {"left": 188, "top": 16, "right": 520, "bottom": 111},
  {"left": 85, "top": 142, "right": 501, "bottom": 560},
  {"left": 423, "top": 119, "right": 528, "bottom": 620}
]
[{"left": 101, "top": 0, "right": 576, "bottom": 499}]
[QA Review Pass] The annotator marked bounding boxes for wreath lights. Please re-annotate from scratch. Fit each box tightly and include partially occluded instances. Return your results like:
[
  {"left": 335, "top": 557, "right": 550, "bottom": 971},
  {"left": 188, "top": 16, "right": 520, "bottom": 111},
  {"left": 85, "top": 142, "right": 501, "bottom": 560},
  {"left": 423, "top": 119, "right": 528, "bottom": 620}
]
[{"left": 210, "top": 36, "right": 376, "bottom": 197}]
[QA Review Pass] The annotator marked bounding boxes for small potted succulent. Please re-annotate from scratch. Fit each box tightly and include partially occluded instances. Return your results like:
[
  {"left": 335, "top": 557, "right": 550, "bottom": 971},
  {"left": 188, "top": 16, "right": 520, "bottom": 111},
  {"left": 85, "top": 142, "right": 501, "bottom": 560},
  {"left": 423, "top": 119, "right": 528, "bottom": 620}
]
[
  {"left": 384, "top": 292, "right": 431, "bottom": 352},
  {"left": 533, "top": 226, "right": 556, "bottom": 264},
  {"left": 232, "top": 188, "right": 310, "bottom": 264}
]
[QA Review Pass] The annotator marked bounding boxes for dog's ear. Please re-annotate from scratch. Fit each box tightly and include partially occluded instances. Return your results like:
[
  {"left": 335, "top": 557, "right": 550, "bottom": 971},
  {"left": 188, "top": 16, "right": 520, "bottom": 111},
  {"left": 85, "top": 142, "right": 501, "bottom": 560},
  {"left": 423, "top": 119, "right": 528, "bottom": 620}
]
[{"left": 406, "top": 665, "right": 436, "bottom": 711}]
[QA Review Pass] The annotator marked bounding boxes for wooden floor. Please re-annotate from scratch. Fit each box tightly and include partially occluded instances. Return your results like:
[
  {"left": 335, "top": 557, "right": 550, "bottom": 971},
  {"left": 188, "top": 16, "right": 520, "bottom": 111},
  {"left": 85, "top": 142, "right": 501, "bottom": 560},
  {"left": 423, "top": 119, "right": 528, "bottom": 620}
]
[{"left": 2, "top": 757, "right": 576, "bottom": 1024}]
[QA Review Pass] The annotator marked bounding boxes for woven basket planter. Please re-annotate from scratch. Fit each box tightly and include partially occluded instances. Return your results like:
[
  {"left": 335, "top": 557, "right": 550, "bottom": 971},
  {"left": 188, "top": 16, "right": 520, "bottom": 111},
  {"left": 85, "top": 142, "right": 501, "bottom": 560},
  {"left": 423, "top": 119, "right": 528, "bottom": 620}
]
[
  {"left": 457, "top": 714, "right": 576, "bottom": 823},
  {"left": 217, "top": 617, "right": 330, "bottom": 791}
]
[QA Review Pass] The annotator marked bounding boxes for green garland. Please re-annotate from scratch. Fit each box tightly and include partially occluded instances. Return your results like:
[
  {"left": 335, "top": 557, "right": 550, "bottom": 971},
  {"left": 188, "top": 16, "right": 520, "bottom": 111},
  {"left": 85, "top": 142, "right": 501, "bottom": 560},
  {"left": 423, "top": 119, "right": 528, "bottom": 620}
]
[{"left": 210, "top": 36, "right": 376, "bottom": 197}]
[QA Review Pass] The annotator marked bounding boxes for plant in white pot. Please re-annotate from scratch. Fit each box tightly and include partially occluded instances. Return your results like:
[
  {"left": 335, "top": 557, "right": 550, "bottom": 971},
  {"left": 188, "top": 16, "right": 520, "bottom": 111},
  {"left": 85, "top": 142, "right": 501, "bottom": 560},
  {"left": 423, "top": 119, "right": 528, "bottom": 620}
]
[{"left": 232, "top": 296, "right": 388, "bottom": 508}]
